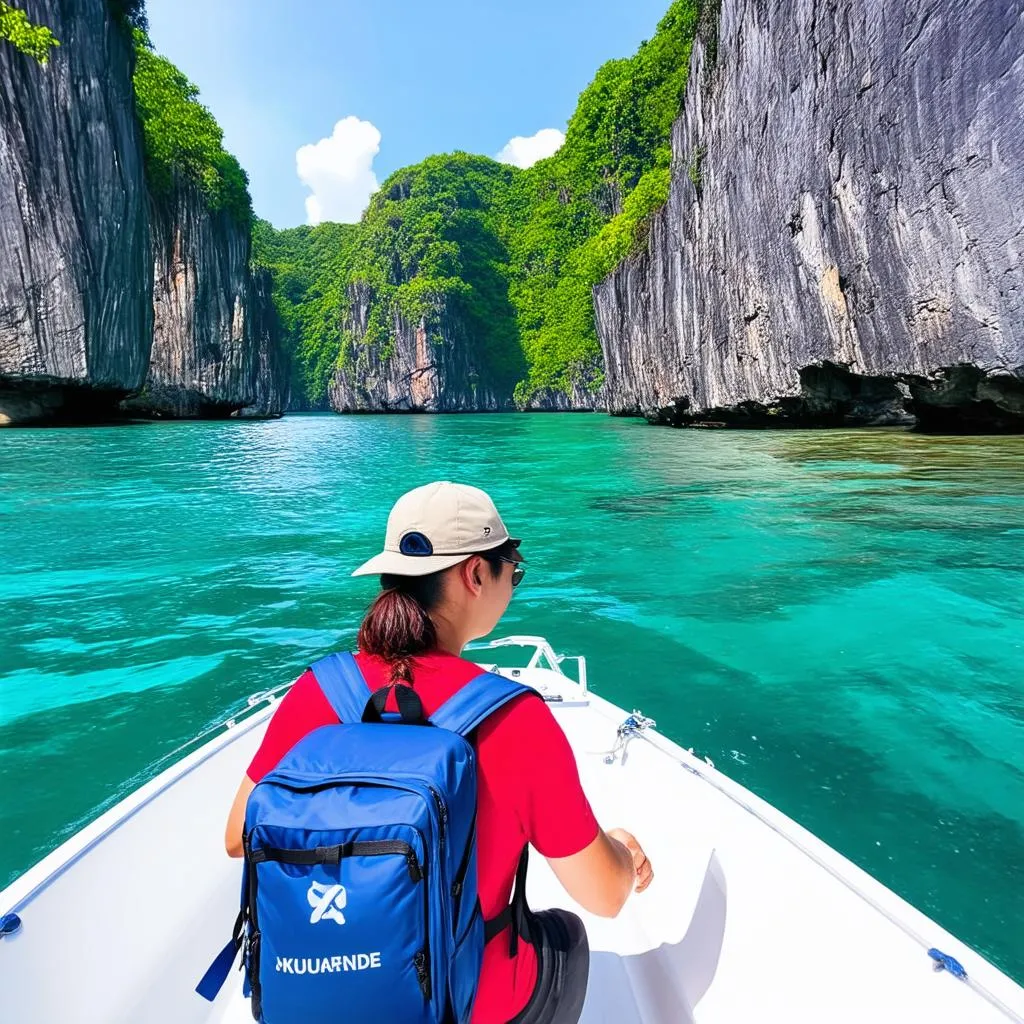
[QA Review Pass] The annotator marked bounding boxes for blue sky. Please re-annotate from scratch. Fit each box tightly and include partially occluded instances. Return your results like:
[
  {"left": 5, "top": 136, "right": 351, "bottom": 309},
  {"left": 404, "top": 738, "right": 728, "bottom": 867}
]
[{"left": 146, "top": 0, "right": 673, "bottom": 228}]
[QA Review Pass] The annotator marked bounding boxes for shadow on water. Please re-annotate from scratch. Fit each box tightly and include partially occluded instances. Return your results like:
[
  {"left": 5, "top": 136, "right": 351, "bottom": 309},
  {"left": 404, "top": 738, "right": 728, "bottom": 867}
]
[{"left": 588, "top": 492, "right": 690, "bottom": 516}]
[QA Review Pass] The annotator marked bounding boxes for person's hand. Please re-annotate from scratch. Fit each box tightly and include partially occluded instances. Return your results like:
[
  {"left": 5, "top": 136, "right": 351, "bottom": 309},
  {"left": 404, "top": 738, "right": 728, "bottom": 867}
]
[{"left": 608, "top": 828, "right": 654, "bottom": 893}]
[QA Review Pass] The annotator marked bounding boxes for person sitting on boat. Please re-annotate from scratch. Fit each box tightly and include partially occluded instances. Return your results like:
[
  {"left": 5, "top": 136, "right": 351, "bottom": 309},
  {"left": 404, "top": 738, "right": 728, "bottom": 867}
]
[{"left": 225, "top": 480, "right": 653, "bottom": 1024}]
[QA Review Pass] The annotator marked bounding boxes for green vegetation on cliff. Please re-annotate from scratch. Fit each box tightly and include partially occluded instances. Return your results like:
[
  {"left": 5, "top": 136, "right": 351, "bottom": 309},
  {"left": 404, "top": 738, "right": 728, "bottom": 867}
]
[
  {"left": 0, "top": 2, "right": 59, "bottom": 64},
  {"left": 255, "top": 157, "right": 527, "bottom": 405},
  {"left": 502, "top": 0, "right": 697, "bottom": 399},
  {"left": 0, "top": 0, "right": 146, "bottom": 65},
  {"left": 132, "top": 32, "right": 252, "bottom": 225},
  {"left": 347, "top": 155, "right": 526, "bottom": 388},
  {"left": 253, "top": 219, "right": 360, "bottom": 405},
  {"left": 261, "top": 0, "right": 700, "bottom": 407}
]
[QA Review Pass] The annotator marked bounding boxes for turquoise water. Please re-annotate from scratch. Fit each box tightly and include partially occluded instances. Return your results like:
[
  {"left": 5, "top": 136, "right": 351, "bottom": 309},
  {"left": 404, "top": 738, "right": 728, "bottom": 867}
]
[{"left": 1, "top": 414, "right": 1022, "bottom": 981}]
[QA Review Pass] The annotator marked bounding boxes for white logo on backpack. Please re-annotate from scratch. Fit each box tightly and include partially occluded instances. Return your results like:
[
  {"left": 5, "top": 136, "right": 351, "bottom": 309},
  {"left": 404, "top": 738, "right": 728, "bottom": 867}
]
[{"left": 307, "top": 881, "right": 347, "bottom": 925}]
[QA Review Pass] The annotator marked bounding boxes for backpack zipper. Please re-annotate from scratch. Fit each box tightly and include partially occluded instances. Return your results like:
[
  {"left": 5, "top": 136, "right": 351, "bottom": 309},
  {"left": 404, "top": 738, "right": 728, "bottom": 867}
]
[
  {"left": 430, "top": 786, "right": 448, "bottom": 845},
  {"left": 242, "top": 836, "right": 263, "bottom": 1018},
  {"left": 418, "top": 855, "right": 433, "bottom": 1004},
  {"left": 451, "top": 807, "right": 476, "bottom": 905},
  {"left": 266, "top": 769, "right": 449, "bottom": 851},
  {"left": 251, "top": 839, "right": 424, "bottom": 884},
  {"left": 413, "top": 949, "right": 431, "bottom": 1000}
]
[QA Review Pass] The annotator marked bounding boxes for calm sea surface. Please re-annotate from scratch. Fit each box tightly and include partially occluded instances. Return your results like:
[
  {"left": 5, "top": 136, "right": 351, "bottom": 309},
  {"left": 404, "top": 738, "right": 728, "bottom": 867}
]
[{"left": 1, "top": 414, "right": 1022, "bottom": 980}]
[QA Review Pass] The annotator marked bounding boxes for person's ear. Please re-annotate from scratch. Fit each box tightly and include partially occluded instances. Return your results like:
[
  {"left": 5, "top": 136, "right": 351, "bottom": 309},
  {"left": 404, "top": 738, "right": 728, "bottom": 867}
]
[{"left": 459, "top": 555, "right": 484, "bottom": 595}]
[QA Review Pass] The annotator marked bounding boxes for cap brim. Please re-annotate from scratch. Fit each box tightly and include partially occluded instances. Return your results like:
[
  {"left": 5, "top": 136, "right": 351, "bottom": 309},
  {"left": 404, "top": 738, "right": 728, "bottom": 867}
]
[
  {"left": 351, "top": 550, "right": 471, "bottom": 577},
  {"left": 353, "top": 537, "right": 524, "bottom": 577},
  {"left": 473, "top": 536, "right": 525, "bottom": 562}
]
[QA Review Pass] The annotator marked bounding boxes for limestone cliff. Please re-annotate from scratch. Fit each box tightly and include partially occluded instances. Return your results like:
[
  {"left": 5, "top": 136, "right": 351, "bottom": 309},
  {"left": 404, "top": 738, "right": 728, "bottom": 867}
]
[
  {"left": 234, "top": 269, "right": 290, "bottom": 418},
  {"left": 329, "top": 284, "right": 514, "bottom": 413},
  {"left": 521, "top": 370, "right": 604, "bottom": 413},
  {"left": 595, "top": 0, "right": 1024, "bottom": 431},
  {"left": 329, "top": 283, "right": 599, "bottom": 414},
  {"left": 0, "top": 0, "right": 151, "bottom": 425},
  {"left": 122, "top": 179, "right": 286, "bottom": 418}
]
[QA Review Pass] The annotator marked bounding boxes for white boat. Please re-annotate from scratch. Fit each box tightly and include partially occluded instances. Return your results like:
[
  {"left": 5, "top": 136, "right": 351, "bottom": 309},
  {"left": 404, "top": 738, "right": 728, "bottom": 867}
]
[{"left": 2, "top": 636, "right": 1022, "bottom": 1023}]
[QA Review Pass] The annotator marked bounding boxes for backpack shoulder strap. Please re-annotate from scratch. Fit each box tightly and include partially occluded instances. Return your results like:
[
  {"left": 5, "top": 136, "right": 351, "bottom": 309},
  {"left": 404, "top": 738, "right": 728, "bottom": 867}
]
[
  {"left": 430, "top": 671, "right": 535, "bottom": 737},
  {"left": 309, "top": 652, "right": 371, "bottom": 724}
]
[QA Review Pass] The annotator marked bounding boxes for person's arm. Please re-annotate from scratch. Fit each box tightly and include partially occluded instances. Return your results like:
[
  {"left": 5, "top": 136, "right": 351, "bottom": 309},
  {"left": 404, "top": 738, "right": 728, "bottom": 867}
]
[
  {"left": 546, "top": 827, "right": 653, "bottom": 918},
  {"left": 498, "top": 696, "right": 655, "bottom": 918},
  {"left": 225, "top": 776, "right": 255, "bottom": 857},
  {"left": 546, "top": 830, "right": 631, "bottom": 917}
]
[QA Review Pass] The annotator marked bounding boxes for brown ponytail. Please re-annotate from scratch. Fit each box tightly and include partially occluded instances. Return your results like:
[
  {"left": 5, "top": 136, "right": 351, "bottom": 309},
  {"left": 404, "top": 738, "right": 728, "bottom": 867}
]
[
  {"left": 357, "top": 572, "right": 444, "bottom": 683},
  {"left": 357, "top": 543, "right": 516, "bottom": 684}
]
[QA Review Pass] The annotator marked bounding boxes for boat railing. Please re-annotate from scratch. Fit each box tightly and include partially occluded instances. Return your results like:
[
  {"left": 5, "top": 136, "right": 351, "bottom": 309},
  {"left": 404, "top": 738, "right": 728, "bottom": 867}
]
[
  {"left": 139, "top": 680, "right": 292, "bottom": 781},
  {"left": 465, "top": 635, "right": 588, "bottom": 692}
]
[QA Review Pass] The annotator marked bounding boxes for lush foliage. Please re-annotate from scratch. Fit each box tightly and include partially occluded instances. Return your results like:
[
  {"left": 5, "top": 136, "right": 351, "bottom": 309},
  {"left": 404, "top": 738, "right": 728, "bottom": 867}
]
[
  {"left": 261, "top": 0, "right": 701, "bottom": 406},
  {"left": 506, "top": 0, "right": 699, "bottom": 398},
  {"left": 254, "top": 155, "right": 528, "bottom": 404},
  {"left": 0, "top": 2, "right": 59, "bottom": 64},
  {"left": 253, "top": 219, "right": 360, "bottom": 405},
  {"left": 132, "top": 31, "right": 252, "bottom": 225},
  {"left": 353, "top": 155, "right": 526, "bottom": 384}
]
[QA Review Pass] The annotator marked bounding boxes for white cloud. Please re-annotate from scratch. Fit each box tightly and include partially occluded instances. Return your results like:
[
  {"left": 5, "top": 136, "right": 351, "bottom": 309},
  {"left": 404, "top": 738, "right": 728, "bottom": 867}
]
[
  {"left": 296, "top": 116, "right": 382, "bottom": 225},
  {"left": 495, "top": 128, "right": 565, "bottom": 169}
]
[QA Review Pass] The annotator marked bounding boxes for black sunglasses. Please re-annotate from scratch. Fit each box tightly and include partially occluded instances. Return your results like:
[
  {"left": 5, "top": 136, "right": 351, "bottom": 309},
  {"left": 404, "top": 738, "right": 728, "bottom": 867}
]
[{"left": 500, "top": 556, "right": 526, "bottom": 588}]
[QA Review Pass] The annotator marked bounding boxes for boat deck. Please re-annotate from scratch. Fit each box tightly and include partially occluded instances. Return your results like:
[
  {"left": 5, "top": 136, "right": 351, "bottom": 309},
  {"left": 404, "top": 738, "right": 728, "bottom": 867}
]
[{"left": 2, "top": 640, "right": 1022, "bottom": 1022}]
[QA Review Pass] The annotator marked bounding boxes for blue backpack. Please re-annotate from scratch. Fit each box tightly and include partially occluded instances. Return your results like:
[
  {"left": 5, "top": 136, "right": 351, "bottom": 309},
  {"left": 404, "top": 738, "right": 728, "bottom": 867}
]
[{"left": 198, "top": 652, "right": 533, "bottom": 1024}]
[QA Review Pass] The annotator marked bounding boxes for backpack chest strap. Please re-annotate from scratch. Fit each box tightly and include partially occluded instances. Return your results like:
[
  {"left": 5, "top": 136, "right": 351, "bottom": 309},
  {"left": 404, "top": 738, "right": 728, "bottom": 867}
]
[{"left": 484, "top": 845, "right": 530, "bottom": 958}]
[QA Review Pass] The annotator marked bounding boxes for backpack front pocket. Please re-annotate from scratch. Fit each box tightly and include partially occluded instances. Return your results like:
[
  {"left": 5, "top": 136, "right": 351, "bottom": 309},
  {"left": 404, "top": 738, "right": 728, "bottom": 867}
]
[{"left": 251, "top": 833, "right": 433, "bottom": 1024}]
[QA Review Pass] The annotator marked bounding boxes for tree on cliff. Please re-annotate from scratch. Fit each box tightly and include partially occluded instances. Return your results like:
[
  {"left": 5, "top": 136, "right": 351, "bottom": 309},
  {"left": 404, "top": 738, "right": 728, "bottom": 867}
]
[
  {"left": 0, "top": 2, "right": 59, "bottom": 64},
  {"left": 252, "top": 219, "right": 361, "bottom": 406},
  {"left": 504, "top": 0, "right": 700, "bottom": 401},
  {"left": 131, "top": 30, "right": 252, "bottom": 226}
]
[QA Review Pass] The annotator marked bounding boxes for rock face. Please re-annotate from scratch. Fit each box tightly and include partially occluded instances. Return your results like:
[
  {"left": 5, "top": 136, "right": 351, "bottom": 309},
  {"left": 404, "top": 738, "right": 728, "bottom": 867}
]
[
  {"left": 330, "top": 283, "right": 601, "bottom": 414},
  {"left": 0, "top": 0, "right": 151, "bottom": 425},
  {"left": 123, "top": 180, "right": 286, "bottom": 418},
  {"left": 595, "top": 0, "right": 1024, "bottom": 431},
  {"left": 234, "top": 269, "right": 290, "bottom": 418},
  {"left": 521, "top": 371, "right": 604, "bottom": 413},
  {"left": 330, "top": 283, "right": 514, "bottom": 412}
]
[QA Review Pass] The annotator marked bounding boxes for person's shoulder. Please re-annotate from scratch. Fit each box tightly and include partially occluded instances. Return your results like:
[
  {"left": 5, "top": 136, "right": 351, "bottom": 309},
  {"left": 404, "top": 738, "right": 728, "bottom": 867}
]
[
  {"left": 478, "top": 687, "right": 554, "bottom": 740},
  {"left": 477, "top": 686, "right": 598, "bottom": 854},
  {"left": 290, "top": 667, "right": 322, "bottom": 697},
  {"left": 275, "top": 666, "right": 336, "bottom": 720},
  {"left": 246, "top": 666, "right": 336, "bottom": 782}
]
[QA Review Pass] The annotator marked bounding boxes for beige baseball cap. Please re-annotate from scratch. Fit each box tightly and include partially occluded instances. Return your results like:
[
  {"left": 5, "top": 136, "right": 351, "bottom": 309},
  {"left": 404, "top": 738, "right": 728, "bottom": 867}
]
[{"left": 352, "top": 481, "right": 523, "bottom": 577}]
